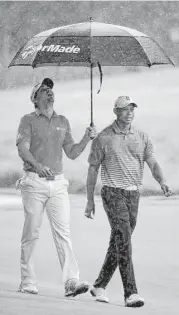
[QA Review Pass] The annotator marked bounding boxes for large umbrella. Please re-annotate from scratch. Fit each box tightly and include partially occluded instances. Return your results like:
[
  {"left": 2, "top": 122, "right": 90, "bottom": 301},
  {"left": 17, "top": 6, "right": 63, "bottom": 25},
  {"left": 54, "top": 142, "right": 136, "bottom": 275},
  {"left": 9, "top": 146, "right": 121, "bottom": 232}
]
[{"left": 9, "top": 19, "right": 174, "bottom": 126}]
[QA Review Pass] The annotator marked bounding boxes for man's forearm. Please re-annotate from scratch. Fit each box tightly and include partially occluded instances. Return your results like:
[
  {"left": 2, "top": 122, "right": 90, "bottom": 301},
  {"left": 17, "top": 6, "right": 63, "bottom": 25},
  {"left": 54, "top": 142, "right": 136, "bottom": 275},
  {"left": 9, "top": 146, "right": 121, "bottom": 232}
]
[
  {"left": 87, "top": 165, "right": 99, "bottom": 202},
  {"left": 150, "top": 161, "right": 166, "bottom": 185},
  {"left": 68, "top": 135, "right": 90, "bottom": 159},
  {"left": 18, "top": 147, "right": 39, "bottom": 170}
]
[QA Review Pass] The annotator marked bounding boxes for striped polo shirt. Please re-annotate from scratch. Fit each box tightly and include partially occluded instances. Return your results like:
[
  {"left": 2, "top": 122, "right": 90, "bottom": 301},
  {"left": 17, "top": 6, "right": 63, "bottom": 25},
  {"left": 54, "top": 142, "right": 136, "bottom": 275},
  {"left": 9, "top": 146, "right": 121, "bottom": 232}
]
[
  {"left": 88, "top": 120, "right": 155, "bottom": 189},
  {"left": 16, "top": 110, "right": 75, "bottom": 174}
]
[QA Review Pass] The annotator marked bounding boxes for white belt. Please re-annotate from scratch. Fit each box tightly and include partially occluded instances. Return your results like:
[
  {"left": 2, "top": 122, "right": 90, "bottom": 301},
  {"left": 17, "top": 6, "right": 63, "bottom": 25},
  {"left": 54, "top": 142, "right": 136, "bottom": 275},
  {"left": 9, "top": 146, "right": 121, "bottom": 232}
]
[
  {"left": 124, "top": 185, "right": 138, "bottom": 191},
  {"left": 25, "top": 171, "right": 64, "bottom": 181}
]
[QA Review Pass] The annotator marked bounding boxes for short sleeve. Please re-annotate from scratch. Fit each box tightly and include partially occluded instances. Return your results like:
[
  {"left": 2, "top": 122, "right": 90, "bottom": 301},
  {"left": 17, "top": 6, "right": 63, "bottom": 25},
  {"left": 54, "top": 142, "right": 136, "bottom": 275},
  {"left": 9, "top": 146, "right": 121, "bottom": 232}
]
[
  {"left": 144, "top": 135, "right": 155, "bottom": 161},
  {"left": 88, "top": 137, "right": 104, "bottom": 166},
  {"left": 63, "top": 118, "right": 75, "bottom": 151},
  {"left": 16, "top": 115, "right": 31, "bottom": 146}
]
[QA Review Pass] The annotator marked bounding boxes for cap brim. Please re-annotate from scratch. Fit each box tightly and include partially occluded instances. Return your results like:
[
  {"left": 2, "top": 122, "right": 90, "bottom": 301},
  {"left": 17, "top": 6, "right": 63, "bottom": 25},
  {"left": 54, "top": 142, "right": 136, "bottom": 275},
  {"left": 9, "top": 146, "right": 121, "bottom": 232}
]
[
  {"left": 115, "top": 103, "right": 138, "bottom": 109},
  {"left": 129, "top": 103, "right": 137, "bottom": 107},
  {"left": 31, "top": 83, "right": 42, "bottom": 103}
]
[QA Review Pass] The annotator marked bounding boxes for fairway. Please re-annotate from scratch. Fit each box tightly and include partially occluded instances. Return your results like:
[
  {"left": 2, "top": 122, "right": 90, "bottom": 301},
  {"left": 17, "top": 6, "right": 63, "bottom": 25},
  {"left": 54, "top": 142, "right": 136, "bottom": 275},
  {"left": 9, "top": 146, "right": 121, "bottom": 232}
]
[{"left": 0, "top": 193, "right": 178, "bottom": 314}]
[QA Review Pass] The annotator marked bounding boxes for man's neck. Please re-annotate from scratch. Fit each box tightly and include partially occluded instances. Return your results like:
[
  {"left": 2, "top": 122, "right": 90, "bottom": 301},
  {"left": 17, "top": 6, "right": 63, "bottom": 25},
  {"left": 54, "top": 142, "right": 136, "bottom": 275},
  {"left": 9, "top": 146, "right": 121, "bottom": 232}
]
[
  {"left": 116, "top": 119, "right": 131, "bottom": 133},
  {"left": 38, "top": 102, "right": 54, "bottom": 119}
]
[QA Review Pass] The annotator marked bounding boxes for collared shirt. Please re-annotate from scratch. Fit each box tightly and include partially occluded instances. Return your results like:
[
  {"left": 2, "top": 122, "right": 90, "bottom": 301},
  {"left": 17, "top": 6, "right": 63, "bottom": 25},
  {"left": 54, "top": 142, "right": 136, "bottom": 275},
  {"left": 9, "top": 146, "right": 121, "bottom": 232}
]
[
  {"left": 88, "top": 120, "right": 155, "bottom": 189},
  {"left": 16, "top": 109, "right": 75, "bottom": 174}
]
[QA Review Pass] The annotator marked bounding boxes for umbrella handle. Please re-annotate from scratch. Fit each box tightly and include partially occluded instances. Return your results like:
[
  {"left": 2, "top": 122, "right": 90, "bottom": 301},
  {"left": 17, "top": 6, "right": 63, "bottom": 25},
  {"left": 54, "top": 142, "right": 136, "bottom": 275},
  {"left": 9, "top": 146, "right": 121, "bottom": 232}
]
[{"left": 89, "top": 124, "right": 95, "bottom": 140}]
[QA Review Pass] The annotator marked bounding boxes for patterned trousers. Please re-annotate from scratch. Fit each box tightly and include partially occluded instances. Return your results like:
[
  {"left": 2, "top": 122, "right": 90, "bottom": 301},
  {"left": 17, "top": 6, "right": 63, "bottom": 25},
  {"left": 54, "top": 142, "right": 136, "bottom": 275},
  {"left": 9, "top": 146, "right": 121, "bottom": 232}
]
[{"left": 93, "top": 186, "right": 140, "bottom": 298}]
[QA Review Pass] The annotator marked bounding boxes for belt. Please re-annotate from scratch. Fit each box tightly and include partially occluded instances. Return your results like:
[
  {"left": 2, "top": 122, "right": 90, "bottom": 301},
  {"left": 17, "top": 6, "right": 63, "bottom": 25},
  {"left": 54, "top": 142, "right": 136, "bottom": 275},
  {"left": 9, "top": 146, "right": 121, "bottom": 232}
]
[
  {"left": 25, "top": 171, "right": 64, "bottom": 181},
  {"left": 124, "top": 185, "right": 138, "bottom": 191}
]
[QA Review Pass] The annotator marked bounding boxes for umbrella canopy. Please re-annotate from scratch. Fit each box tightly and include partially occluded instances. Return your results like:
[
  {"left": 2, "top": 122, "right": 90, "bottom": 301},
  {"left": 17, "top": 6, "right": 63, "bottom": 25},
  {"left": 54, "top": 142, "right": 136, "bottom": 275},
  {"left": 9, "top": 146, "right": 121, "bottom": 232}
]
[
  {"left": 9, "top": 20, "right": 174, "bottom": 126},
  {"left": 9, "top": 21, "right": 174, "bottom": 68}
]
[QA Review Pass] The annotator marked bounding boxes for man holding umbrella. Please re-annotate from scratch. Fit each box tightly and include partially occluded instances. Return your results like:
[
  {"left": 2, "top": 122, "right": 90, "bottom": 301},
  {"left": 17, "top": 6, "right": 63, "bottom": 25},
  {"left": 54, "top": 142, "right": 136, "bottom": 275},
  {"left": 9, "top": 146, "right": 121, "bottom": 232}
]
[
  {"left": 16, "top": 78, "right": 96, "bottom": 297},
  {"left": 85, "top": 96, "right": 172, "bottom": 307},
  {"left": 10, "top": 19, "right": 173, "bottom": 302}
]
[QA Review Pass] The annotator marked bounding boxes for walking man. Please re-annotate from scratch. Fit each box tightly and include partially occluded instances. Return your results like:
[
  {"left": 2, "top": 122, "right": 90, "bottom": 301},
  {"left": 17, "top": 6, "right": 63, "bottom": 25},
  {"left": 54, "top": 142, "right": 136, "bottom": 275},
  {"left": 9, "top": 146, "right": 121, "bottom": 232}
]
[
  {"left": 85, "top": 96, "right": 172, "bottom": 307},
  {"left": 16, "top": 78, "right": 96, "bottom": 297}
]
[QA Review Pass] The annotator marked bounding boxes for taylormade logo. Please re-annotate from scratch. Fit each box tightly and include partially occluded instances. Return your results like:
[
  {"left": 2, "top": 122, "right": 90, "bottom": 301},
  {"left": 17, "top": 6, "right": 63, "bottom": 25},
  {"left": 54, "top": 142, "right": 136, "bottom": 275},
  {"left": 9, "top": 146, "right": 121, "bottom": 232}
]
[
  {"left": 22, "top": 44, "right": 80, "bottom": 59},
  {"left": 42, "top": 45, "right": 80, "bottom": 53}
]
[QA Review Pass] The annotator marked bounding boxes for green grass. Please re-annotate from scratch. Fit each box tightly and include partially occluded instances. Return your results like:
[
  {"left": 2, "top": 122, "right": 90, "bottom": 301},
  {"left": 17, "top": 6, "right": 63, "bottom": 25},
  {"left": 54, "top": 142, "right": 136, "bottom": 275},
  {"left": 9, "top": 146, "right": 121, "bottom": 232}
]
[{"left": 2, "top": 66, "right": 179, "bottom": 194}]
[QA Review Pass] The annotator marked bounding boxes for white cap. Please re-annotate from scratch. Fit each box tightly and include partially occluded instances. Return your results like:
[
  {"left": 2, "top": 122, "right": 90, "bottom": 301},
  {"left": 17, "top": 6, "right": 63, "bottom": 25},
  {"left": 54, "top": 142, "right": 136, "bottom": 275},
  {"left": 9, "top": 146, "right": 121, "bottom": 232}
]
[
  {"left": 114, "top": 96, "right": 137, "bottom": 109},
  {"left": 30, "top": 83, "right": 42, "bottom": 103}
]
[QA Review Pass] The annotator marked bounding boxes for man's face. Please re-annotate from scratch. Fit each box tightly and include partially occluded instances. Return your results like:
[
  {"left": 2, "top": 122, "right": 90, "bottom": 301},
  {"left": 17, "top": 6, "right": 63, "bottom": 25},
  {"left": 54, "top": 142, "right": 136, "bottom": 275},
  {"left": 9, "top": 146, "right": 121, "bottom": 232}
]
[
  {"left": 35, "top": 84, "right": 54, "bottom": 105},
  {"left": 115, "top": 104, "right": 135, "bottom": 124}
]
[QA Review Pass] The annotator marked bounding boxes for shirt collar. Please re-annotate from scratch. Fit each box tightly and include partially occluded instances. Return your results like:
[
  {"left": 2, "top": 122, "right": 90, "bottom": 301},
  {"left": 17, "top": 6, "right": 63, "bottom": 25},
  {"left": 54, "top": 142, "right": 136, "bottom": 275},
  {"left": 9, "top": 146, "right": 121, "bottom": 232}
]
[
  {"left": 35, "top": 109, "right": 58, "bottom": 118},
  {"left": 112, "top": 120, "right": 134, "bottom": 135}
]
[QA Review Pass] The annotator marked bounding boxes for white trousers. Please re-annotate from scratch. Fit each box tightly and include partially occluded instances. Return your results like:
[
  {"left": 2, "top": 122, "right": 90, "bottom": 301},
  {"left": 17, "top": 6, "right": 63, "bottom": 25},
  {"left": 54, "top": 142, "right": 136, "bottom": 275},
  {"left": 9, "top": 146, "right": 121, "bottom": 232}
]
[{"left": 18, "top": 172, "right": 79, "bottom": 286}]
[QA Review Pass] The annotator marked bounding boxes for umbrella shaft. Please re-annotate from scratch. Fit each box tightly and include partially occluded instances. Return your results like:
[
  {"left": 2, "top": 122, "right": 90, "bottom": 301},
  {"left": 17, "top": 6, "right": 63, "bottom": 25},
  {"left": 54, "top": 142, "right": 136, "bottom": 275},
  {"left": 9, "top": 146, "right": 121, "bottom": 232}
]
[{"left": 90, "top": 63, "right": 94, "bottom": 127}]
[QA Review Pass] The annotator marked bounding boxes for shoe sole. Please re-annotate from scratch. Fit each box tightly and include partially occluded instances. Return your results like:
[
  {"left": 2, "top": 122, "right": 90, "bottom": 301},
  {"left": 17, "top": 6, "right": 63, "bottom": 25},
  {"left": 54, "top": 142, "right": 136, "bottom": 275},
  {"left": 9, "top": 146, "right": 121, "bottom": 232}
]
[
  {"left": 126, "top": 300, "right": 144, "bottom": 308},
  {"left": 65, "top": 284, "right": 89, "bottom": 297},
  {"left": 90, "top": 289, "right": 109, "bottom": 303},
  {"left": 18, "top": 289, "right": 38, "bottom": 295},
  {"left": 96, "top": 298, "right": 109, "bottom": 303}
]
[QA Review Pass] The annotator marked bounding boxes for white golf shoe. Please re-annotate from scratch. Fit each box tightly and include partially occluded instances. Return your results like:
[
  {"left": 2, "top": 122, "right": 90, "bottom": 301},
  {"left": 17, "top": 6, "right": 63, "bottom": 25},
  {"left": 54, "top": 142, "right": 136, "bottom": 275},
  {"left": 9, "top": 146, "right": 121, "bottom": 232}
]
[
  {"left": 90, "top": 286, "right": 109, "bottom": 303},
  {"left": 65, "top": 279, "right": 89, "bottom": 297},
  {"left": 125, "top": 293, "right": 144, "bottom": 307},
  {"left": 18, "top": 283, "right": 38, "bottom": 294}
]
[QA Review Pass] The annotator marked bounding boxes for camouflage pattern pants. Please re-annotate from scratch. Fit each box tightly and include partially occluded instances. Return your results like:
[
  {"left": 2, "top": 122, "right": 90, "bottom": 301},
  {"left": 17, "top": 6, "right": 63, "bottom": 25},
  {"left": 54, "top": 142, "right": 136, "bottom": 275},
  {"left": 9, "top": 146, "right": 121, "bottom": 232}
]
[{"left": 93, "top": 186, "right": 140, "bottom": 298}]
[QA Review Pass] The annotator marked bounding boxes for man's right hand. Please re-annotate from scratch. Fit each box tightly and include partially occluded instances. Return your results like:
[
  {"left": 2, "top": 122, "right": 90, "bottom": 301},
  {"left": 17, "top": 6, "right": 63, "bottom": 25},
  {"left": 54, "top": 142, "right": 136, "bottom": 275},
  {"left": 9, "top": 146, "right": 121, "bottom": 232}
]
[
  {"left": 36, "top": 163, "right": 54, "bottom": 178},
  {"left": 85, "top": 201, "right": 95, "bottom": 219},
  {"left": 161, "top": 183, "right": 172, "bottom": 197}
]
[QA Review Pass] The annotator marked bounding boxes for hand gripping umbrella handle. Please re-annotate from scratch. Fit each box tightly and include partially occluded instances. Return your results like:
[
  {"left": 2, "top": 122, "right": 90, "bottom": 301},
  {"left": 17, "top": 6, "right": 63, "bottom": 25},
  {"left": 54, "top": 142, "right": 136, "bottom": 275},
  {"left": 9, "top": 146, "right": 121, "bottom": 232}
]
[{"left": 90, "top": 121, "right": 95, "bottom": 140}]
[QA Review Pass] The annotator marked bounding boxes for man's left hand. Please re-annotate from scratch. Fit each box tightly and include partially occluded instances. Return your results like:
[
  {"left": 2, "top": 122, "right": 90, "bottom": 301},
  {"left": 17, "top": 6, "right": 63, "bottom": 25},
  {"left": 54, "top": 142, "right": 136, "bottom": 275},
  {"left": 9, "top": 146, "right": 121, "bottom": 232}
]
[{"left": 161, "top": 183, "right": 172, "bottom": 197}]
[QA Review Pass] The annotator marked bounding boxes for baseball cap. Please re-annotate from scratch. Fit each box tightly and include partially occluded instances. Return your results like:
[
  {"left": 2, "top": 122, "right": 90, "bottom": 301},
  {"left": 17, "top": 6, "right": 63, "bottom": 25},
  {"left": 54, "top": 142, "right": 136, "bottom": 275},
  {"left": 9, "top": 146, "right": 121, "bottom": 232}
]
[
  {"left": 114, "top": 96, "right": 137, "bottom": 109},
  {"left": 42, "top": 78, "right": 54, "bottom": 89},
  {"left": 30, "top": 78, "right": 54, "bottom": 103}
]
